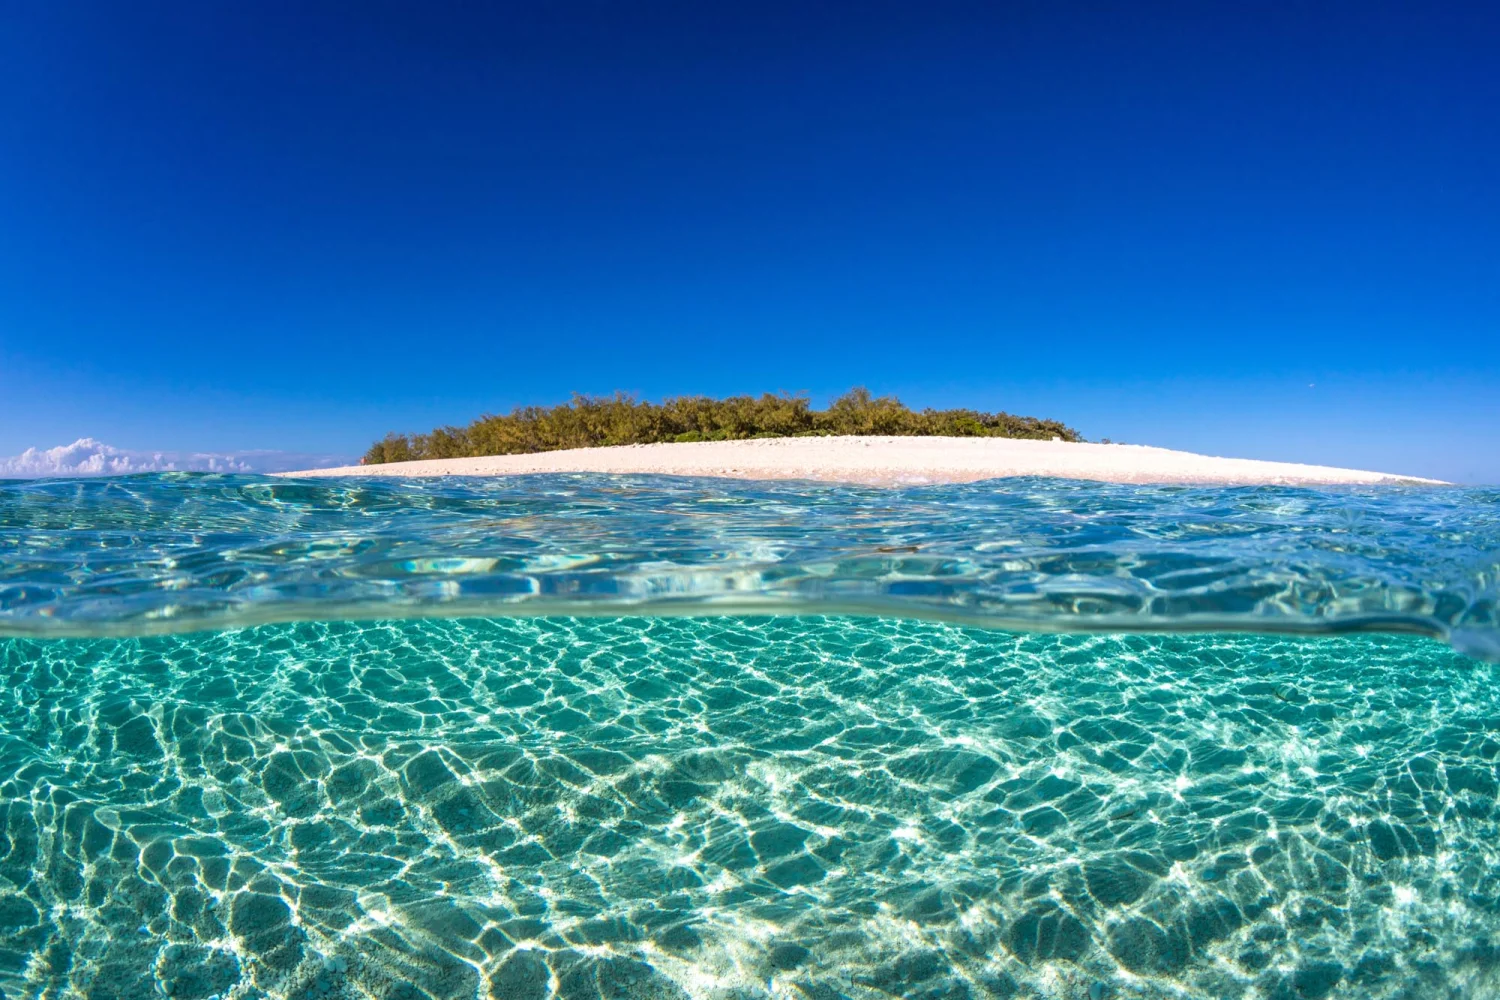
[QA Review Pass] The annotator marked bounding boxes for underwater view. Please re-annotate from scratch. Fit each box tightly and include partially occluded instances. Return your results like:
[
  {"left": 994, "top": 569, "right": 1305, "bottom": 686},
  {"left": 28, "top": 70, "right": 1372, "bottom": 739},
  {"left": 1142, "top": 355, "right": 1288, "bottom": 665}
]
[{"left": 2, "top": 475, "right": 1498, "bottom": 1000}]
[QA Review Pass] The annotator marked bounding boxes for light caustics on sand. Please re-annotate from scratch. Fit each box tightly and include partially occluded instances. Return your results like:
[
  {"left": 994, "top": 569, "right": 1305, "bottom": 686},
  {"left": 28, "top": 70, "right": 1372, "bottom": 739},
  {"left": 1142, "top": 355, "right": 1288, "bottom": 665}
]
[
  {"left": 0, "top": 474, "right": 1498, "bottom": 1000},
  {"left": 2, "top": 619, "right": 1499, "bottom": 1000}
]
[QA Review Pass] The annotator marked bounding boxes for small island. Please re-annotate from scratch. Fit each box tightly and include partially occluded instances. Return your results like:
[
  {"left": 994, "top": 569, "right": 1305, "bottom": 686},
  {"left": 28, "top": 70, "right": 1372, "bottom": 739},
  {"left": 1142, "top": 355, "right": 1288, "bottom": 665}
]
[{"left": 282, "top": 389, "right": 1441, "bottom": 486}]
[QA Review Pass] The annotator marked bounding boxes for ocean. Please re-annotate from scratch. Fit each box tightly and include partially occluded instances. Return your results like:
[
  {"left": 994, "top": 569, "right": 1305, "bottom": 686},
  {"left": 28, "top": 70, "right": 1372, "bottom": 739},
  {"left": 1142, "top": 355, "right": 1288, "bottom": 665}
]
[{"left": 1, "top": 474, "right": 1497, "bottom": 1000}]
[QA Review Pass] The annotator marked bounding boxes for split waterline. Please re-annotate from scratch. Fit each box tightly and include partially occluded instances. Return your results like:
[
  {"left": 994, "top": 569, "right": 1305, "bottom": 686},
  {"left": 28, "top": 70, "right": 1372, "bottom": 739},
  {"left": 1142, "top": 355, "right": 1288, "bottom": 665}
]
[{"left": 0, "top": 475, "right": 1497, "bottom": 999}]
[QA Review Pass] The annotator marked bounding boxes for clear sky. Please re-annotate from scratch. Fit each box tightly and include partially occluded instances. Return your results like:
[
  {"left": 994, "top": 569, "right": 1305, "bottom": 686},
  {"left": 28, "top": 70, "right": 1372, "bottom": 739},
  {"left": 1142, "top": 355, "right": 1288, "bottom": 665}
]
[{"left": 2, "top": 2, "right": 1496, "bottom": 482}]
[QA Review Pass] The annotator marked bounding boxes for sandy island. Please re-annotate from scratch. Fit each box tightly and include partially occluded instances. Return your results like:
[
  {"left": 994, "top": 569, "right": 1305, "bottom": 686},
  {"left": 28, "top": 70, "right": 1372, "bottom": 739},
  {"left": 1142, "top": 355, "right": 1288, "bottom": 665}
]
[{"left": 279, "top": 437, "right": 1443, "bottom": 486}]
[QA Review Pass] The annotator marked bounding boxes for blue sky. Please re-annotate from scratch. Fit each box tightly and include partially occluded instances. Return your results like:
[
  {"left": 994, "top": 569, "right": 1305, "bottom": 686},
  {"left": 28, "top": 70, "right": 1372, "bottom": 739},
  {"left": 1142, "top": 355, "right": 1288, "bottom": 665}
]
[{"left": 2, "top": 2, "right": 1496, "bottom": 481}]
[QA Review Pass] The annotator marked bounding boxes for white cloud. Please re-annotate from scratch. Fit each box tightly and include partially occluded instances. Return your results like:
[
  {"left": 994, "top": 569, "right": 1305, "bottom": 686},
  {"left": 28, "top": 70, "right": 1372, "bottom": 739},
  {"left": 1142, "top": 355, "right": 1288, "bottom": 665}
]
[{"left": 0, "top": 438, "right": 354, "bottom": 478}]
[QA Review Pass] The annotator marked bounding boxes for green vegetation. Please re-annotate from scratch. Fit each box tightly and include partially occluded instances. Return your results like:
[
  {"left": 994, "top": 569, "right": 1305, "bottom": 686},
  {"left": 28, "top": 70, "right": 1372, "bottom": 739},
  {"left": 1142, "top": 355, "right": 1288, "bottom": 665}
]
[{"left": 363, "top": 388, "right": 1083, "bottom": 464}]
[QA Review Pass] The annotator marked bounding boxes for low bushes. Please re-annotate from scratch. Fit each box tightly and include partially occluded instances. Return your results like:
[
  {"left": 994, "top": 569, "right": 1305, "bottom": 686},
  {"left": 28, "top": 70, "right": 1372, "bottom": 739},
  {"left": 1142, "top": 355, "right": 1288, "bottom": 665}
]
[{"left": 363, "top": 388, "right": 1081, "bottom": 464}]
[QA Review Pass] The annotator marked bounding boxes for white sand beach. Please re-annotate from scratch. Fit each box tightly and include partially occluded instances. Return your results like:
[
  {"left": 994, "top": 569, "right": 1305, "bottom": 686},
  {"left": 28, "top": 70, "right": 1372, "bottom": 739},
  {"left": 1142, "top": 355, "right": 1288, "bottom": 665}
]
[{"left": 278, "top": 436, "right": 1443, "bottom": 486}]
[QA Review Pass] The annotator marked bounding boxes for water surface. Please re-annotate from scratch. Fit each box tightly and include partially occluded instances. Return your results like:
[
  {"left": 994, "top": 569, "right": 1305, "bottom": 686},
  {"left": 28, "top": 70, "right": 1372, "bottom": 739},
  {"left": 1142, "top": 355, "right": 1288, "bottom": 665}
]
[{"left": 2, "top": 476, "right": 1496, "bottom": 654}]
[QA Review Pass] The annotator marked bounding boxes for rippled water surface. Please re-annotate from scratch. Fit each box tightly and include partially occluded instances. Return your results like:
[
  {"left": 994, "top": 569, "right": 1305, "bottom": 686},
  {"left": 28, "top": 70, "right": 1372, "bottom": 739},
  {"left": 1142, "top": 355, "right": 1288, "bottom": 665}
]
[
  {"left": 2, "top": 475, "right": 1497, "bottom": 655},
  {"left": 1, "top": 475, "right": 1498, "bottom": 999}
]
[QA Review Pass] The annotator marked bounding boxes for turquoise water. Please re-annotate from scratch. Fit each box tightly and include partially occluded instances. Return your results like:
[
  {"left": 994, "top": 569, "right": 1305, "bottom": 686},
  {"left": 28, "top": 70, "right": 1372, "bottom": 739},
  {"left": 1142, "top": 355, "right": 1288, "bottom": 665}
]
[{"left": 1, "top": 475, "right": 1499, "bottom": 999}]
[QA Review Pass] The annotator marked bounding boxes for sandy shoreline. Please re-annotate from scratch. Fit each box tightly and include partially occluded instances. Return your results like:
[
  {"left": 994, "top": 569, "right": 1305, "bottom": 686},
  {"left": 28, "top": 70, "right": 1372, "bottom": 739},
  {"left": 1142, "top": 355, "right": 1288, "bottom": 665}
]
[{"left": 278, "top": 437, "right": 1443, "bottom": 486}]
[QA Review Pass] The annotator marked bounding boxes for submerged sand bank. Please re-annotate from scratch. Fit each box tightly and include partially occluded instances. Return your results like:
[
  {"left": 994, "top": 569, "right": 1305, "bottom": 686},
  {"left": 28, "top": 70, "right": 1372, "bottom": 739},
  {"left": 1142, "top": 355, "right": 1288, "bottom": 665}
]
[{"left": 278, "top": 437, "right": 1443, "bottom": 486}]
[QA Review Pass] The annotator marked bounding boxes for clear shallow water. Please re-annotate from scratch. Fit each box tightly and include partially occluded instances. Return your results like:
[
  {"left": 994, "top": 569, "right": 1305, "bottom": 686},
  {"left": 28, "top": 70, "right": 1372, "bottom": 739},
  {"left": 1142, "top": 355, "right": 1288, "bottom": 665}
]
[
  {"left": 1, "top": 474, "right": 1499, "bottom": 1000},
  {"left": 1, "top": 618, "right": 1497, "bottom": 1000}
]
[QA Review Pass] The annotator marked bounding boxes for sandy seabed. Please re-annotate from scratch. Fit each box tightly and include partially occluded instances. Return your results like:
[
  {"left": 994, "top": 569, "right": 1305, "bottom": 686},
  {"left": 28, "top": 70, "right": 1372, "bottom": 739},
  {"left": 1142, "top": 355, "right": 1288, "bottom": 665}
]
[{"left": 280, "top": 436, "right": 1441, "bottom": 486}]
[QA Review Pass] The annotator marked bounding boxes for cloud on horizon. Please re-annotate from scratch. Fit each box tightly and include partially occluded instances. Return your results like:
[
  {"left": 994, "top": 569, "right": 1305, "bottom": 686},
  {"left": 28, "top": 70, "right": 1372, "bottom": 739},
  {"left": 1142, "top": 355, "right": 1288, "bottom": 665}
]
[{"left": 0, "top": 438, "right": 354, "bottom": 478}]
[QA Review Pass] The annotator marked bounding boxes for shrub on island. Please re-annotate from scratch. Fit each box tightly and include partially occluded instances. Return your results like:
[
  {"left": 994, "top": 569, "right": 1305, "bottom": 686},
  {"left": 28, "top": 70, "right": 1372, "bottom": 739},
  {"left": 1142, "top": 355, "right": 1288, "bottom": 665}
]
[{"left": 363, "top": 388, "right": 1081, "bottom": 464}]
